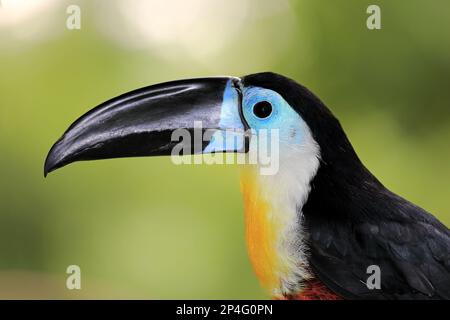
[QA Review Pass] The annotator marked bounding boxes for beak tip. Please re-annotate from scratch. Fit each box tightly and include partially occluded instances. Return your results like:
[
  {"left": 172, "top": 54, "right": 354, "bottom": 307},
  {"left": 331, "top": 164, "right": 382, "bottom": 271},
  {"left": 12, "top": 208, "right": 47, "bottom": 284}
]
[
  {"left": 43, "top": 154, "right": 54, "bottom": 178},
  {"left": 44, "top": 142, "right": 63, "bottom": 178},
  {"left": 43, "top": 164, "right": 51, "bottom": 177}
]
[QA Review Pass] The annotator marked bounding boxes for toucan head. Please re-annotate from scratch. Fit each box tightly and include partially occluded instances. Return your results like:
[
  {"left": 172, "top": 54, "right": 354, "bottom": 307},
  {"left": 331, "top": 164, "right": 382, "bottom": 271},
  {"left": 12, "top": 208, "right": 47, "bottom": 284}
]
[{"left": 44, "top": 72, "right": 358, "bottom": 177}]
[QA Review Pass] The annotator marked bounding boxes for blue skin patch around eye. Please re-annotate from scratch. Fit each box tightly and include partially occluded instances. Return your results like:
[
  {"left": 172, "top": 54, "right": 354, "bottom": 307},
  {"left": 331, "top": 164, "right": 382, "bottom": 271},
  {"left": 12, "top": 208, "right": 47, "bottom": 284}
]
[
  {"left": 203, "top": 79, "right": 245, "bottom": 153},
  {"left": 203, "top": 83, "right": 306, "bottom": 154},
  {"left": 242, "top": 86, "right": 305, "bottom": 145}
]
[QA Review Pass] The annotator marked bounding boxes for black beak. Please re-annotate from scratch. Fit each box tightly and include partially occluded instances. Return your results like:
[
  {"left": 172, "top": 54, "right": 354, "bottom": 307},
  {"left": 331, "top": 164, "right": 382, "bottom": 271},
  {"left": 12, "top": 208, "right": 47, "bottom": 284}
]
[{"left": 44, "top": 77, "right": 246, "bottom": 177}]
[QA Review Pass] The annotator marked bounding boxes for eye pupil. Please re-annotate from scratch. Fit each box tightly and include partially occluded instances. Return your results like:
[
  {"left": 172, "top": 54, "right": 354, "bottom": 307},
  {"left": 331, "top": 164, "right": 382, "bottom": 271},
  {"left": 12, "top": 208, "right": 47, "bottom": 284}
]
[{"left": 253, "top": 101, "right": 272, "bottom": 119}]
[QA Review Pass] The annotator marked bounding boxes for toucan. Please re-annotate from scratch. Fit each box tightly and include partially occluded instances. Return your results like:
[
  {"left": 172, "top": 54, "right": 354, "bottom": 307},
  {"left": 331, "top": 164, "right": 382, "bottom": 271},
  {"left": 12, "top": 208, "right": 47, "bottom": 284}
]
[{"left": 44, "top": 72, "right": 450, "bottom": 300}]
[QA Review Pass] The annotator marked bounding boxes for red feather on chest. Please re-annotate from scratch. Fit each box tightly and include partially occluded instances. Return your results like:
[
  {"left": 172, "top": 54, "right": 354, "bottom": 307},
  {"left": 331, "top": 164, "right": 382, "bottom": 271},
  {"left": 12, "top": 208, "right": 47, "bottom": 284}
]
[{"left": 282, "top": 280, "right": 342, "bottom": 300}]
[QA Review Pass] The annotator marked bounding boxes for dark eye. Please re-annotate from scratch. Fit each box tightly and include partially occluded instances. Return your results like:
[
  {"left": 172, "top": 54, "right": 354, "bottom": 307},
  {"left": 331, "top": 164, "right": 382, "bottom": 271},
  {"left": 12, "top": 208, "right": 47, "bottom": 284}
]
[{"left": 252, "top": 101, "right": 272, "bottom": 119}]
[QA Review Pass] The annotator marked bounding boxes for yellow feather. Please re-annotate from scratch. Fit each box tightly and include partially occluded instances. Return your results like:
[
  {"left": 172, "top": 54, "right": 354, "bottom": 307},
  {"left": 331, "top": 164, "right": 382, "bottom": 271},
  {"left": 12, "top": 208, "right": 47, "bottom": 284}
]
[{"left": 240, "top": 166, "right": 281, "bottom": 291}]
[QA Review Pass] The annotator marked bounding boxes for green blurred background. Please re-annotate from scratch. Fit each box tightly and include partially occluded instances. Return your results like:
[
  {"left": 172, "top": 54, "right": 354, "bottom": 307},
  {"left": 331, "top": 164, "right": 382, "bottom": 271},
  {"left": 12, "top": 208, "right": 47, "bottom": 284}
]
[{"left": 0, "top": 0, "right": 449, "bottom": 299}]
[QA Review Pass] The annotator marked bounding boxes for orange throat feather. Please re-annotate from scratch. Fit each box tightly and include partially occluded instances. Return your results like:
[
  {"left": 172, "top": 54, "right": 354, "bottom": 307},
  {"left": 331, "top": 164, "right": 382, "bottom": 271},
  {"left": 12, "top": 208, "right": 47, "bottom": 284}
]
[
  {"left": 240, "top": 165, "right": 341, "bottom": 300},
  {"left": 239, "top": 123, "right": 323, "bottom": 298},
  {"left": 241, "top": 167, "right": 280, "bottom": 292},
  {"left": 240, "top": 164, "right": 313, "bottom": 298}
]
